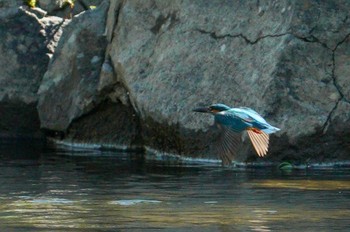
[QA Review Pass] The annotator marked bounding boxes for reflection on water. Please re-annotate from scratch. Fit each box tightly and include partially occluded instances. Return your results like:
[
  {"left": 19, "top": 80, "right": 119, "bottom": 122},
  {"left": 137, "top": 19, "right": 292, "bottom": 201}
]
[{"left": 0, "top": 140, "right": 349, "bottom": 231}]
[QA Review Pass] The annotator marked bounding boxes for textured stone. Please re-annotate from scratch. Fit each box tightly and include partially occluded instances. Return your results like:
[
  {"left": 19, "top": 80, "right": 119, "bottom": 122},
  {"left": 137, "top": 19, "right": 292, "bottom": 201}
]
[
  {"left": 0, "top": 6, "right": 63, "bottom": 137},
  {"left": 329, "top": 101, "right": 350, "bottom": 132},
  {"left": 335, "top": 35, "right": 350, "bottom": 102},
  {"left": 108, "top": 0, "right": 349, "bottom": 161},
  {"left": 37, "top": 2, "right": 109, "bottom": 131},
  {"left": 111, "top": 0, "right": 293, "bottom": 127},
  {"left": 0, "top": 0, "right": 22, "bottom": 8},
  {"left": 290, "top": 0, "right": 350, "bottom": 50},
  {"left": 273, "top": 37, "right": 339, "bottom": 142}
]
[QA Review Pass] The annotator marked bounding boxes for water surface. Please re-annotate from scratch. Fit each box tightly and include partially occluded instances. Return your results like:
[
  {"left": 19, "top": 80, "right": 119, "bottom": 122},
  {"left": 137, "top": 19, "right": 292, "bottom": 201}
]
[{"left": 0, "top": 140, "right": 349, "bottom": 231}]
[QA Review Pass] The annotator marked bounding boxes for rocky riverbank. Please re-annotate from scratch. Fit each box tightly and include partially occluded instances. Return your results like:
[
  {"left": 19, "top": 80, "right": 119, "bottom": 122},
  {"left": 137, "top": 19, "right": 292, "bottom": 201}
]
[{"left": 1, "top": 0, "right": 349, "bottom": 164}]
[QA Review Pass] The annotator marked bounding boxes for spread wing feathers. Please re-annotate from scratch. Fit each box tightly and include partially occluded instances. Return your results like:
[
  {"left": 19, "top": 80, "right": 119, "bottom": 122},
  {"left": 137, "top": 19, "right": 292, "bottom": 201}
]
[
  {"left": 246, "top": 130, "right": 269, "bottom": 157},
  {"left": 216, "top": 126, "right": 242, "bottom": 166}
]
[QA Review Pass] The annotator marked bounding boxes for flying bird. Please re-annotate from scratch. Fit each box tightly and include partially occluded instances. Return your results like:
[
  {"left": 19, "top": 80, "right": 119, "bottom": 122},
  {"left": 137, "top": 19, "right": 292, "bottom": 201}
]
[{"left": 193, "top": 103, "right": 280, "bottom": 165}]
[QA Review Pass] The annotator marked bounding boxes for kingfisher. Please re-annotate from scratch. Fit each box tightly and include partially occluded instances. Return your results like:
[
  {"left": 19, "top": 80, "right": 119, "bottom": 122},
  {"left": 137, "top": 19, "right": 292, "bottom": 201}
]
[{"left": 193, "top": 103, "right": 280, "bottom": 165}]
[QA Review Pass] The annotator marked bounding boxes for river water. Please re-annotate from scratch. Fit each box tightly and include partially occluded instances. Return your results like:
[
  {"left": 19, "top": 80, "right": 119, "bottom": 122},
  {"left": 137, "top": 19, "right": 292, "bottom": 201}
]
[{"left": 0, "top": 140, "right": 349, "bottom": 231}]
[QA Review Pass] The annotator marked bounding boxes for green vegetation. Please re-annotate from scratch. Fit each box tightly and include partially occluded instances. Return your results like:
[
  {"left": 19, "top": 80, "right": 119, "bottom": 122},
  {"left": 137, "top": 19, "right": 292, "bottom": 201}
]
[
  {"left": 25, "top": 0, "right": 37, "bottom": 8},
  {"left": 278, "top": 161, "right": 293, "bottom": 170}
]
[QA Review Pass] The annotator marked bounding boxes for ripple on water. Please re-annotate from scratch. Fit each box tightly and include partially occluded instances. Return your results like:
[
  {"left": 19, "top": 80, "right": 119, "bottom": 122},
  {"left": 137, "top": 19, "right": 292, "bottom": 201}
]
[
  {"left": 110, "top": 199, "right": 162, "bottom": 206},
  {"left": 29, "top": 198, "right": 74, "bottom": 204}
]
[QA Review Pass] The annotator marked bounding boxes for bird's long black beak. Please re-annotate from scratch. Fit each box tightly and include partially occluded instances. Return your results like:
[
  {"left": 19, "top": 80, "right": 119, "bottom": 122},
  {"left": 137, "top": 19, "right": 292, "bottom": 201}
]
[{"left": 193, "top": 107, "right": 210, "bottom": 113}]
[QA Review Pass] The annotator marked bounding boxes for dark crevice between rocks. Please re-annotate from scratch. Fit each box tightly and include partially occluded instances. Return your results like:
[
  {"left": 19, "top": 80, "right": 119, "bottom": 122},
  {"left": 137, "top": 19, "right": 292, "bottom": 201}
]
[
  {"left": 141, "top": 118, "right": 219, "bottom": 161},
  {"left": 0, "top": 101, "right": 44, "bottom": 139},
  {"left": 77, "top": 0, "right": 90, "bottom": 11},
  {"left": 59, "top": 100, "right": 144, "bottom": 152},
  {"left": 107, "top": 0, "right": 124, "bottom": 44},
  {"left": 48, "top": 4, "right": 73, "bottom": 18}
]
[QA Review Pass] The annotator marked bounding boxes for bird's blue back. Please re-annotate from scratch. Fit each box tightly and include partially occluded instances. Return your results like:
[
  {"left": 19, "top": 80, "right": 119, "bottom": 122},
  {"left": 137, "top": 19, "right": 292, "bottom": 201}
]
[{"left": 214, "top": 107, "right": 273, "bottom": 132}]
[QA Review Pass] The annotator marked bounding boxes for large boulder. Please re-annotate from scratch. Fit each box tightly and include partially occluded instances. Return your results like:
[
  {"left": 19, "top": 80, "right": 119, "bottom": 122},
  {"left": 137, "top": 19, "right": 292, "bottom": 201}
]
[
  {"left": 108, "top": 0, "right": 350, "bottom": 162},
  {"left": 37, "top": 1, "right": 141, "bottom": 149},
  {"left": 0, "top": 5, "right": 64, "bottom": 138},
  {"left": 38, "top": 3, "right": 108, "bottom": 131}
]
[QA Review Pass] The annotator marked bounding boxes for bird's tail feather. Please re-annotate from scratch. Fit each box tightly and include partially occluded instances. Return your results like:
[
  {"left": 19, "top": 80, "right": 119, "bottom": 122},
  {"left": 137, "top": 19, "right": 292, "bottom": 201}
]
[{"left": 247, "top": 130, "right": 269, "bottom": 157}]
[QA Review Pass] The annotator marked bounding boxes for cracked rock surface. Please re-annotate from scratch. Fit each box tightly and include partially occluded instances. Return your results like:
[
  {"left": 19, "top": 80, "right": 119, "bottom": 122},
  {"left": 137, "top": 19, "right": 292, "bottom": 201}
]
[{"left": 109, "top": 0, "right": 350, "bottom": 161}]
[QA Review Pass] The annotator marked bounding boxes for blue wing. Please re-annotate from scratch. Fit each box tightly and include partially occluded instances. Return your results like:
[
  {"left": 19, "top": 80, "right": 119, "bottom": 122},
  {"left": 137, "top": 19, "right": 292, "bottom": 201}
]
[
  {"left": 233, "top": 107, "right": 268, "bottom": 124},
  {"left": 214, "top": 112, "right": 249, "bottom": 132},
  {"left": 231, "top": 107, "right": 280, "bottom": 133}
]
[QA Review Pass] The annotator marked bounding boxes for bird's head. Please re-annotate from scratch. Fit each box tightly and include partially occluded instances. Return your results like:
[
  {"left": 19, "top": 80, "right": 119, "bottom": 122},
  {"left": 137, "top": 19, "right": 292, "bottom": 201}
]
[{"left": 193, "top": 103, "right": 231, "bottom": 114}]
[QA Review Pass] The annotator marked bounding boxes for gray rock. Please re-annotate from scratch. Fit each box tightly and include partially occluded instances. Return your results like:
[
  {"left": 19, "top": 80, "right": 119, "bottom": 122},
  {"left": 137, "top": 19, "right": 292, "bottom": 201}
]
[
  {"left": 107, "top": 0, "right": 350, "bottom": 161},
  {"left": 290, "top": 0, "right": 350, "bottom": 50},
  {"left": 0, "top": 6, "right": 64, "bottom": 138},
  {"left": 335, "top": 35, "right": 350, "bottom": 102},
  {"left": 330, "top": 34, "right": 350, "bottom": 134},
  {"left": 0, "top": 0, "right": 22, "bottom": 8},
  {"left": 37, "top": 1, "right": 142, "bottom": 149},
  {"left": 37, "top": 2, "right": 109, "bottom": 131}
]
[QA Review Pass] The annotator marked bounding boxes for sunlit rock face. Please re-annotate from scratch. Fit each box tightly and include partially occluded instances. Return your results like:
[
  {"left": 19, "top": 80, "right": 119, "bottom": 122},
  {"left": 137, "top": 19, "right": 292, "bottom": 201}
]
[
  {"left": 37, "top": 2, "right": 109, "bottom": 132},
  {"left": 0, "top": 5, "right": 63, "bottom": 138},
  {"left": 108, "top": 0, "right": 350, "bottom": 161},
  {"left": 36, "top": 1, "right": 141, "bottom": 149}
]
